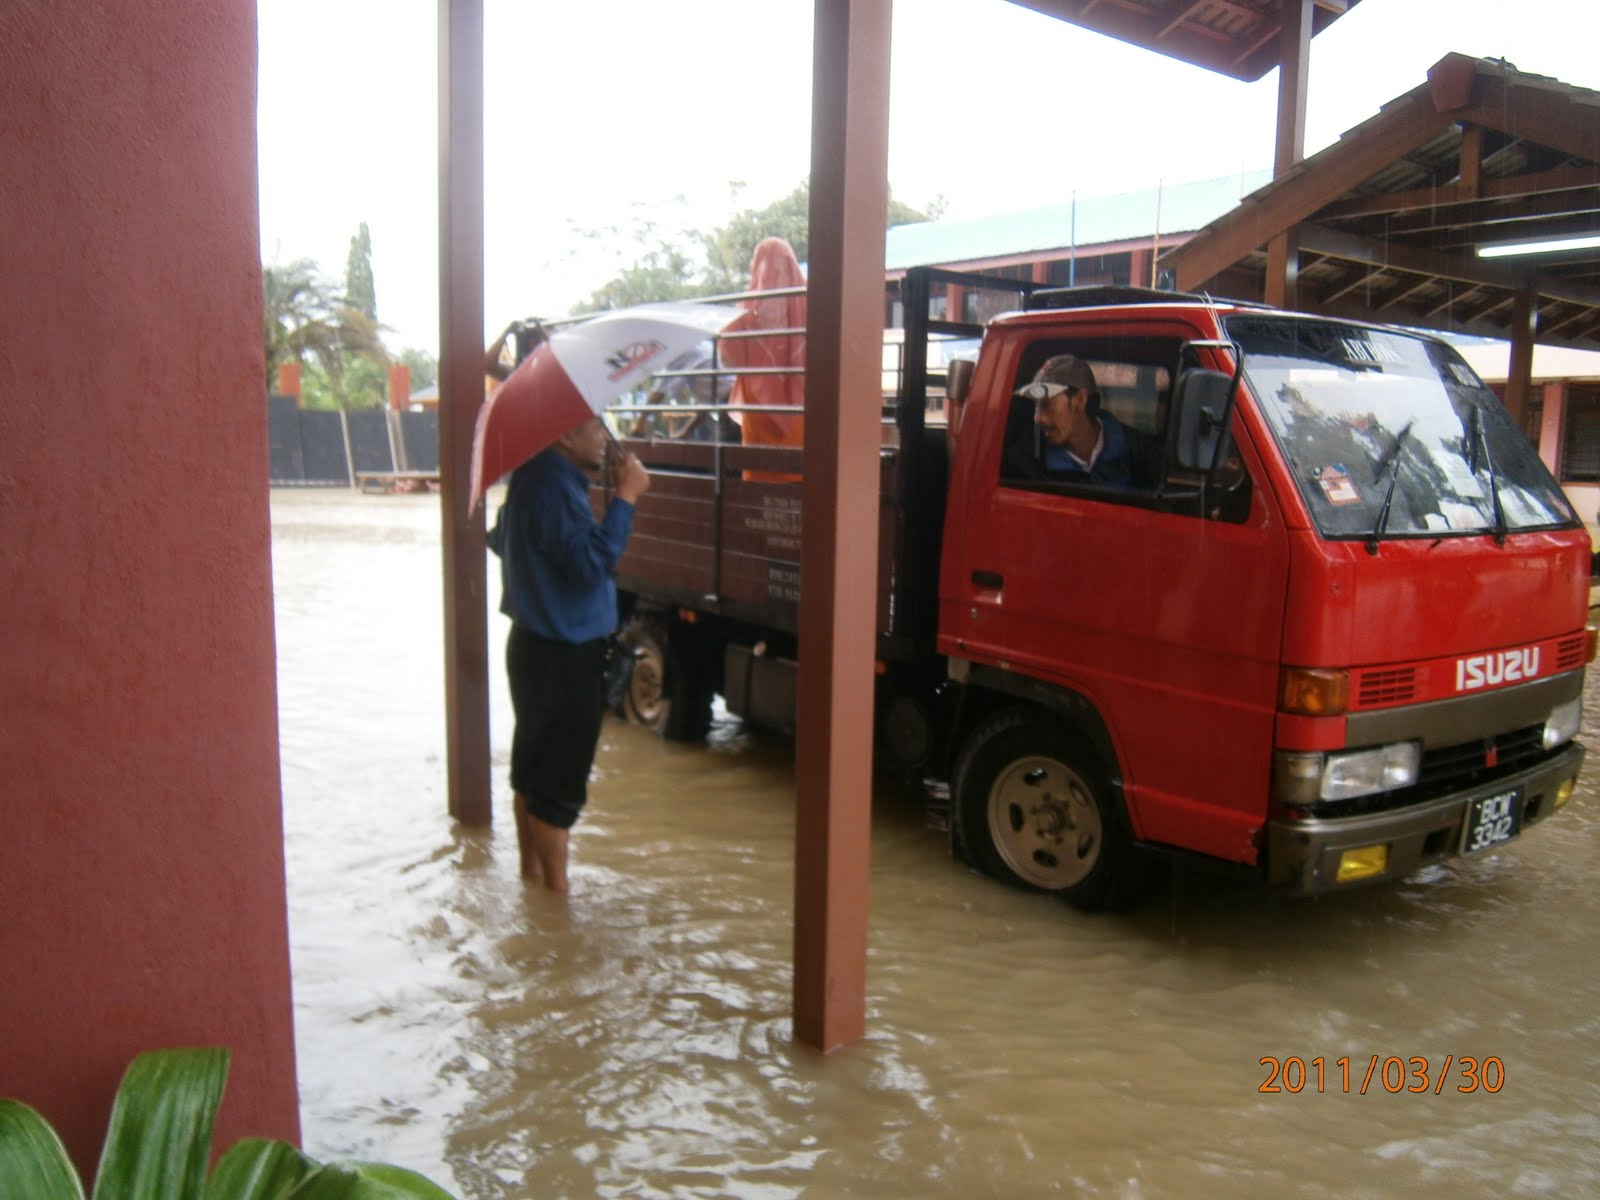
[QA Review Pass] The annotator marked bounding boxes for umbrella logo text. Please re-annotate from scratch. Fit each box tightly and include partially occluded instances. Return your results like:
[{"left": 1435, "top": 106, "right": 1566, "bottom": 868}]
[{"left": 605, "top": 339, "right": 668, "bottom": 381}]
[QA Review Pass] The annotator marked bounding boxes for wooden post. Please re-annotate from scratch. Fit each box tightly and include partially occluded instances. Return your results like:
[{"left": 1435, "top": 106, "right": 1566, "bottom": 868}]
[
  {"left": 1265, "top": 0, "right": 1310, "bottom": 308},
  {"left": 438, "top": 0, "right": 491, "bottom": 826},
  {"left": 793, "top": 0, "right": 891, "bottom": 1053},
  {"left": 1504, "top": 289, "right": 1537, "bottom": 431}
]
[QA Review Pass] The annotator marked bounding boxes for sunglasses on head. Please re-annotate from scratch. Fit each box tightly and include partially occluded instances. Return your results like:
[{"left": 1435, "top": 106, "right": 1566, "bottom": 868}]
[{"left": 1015, "top": 380, "right": 1075, "bottom": 403}]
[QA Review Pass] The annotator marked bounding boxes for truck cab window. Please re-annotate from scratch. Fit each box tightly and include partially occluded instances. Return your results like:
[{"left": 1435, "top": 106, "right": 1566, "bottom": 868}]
[{"left": 1000, "top": 343, "right": 1171, "bottom": 495}]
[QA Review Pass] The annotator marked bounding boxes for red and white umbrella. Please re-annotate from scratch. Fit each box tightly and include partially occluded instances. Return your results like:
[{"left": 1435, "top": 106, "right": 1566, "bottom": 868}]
[{"left": 469, "top": 300, "right": 741, "bottom": 507}]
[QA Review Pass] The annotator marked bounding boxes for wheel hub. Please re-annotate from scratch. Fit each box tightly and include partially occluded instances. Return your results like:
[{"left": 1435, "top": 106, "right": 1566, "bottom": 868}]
[{"left": 989, "top": 755, "right": 1102, "bottom": 889}]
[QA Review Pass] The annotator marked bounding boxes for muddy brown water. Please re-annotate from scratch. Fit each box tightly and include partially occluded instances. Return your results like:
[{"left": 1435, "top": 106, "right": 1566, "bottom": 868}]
[{"left": 272, "top": 489, "right": 1600, "bottom": 1200}]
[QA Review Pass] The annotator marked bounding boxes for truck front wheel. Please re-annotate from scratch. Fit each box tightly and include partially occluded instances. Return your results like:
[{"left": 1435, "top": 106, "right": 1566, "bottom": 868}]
[
  {"left": 616, "top": 614, "right": 714, "bottom": 742},
  {"left": 951, "top": 707, "right": 1151, "bottom": 912}
]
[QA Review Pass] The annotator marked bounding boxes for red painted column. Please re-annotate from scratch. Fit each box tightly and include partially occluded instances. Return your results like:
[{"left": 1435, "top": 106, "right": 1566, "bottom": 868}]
[
  {"left": 438, "top": 0, "right": 492, "bottom": 826},
  {"left": 388, "top": 363, "right": 412, "bottom": 411},
  {"left": 278, "top": 361, "right": 303, "bottom": 403},
  {"left": 0, "top": 0, "right": 299, "bottom": 1177},
  {"left": 793, "top": 0, "right": 891, "bottom": 1053}
]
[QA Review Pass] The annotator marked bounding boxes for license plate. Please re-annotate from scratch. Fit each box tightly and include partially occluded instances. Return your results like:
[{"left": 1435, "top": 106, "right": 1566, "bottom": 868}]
[{"left": 1461, "top": 789, "right": 1521, "bottom": 854}]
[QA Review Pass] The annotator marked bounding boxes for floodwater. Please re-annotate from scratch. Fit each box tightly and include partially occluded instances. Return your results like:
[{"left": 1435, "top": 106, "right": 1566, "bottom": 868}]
[{"left": 272, "top": 488, "right": 1600, "bottom": 1200}]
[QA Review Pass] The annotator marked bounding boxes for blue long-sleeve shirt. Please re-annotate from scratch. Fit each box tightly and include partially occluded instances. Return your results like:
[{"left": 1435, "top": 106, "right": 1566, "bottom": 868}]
[{"left": 490, "top": 450, "right": 634, "bottom": 643}]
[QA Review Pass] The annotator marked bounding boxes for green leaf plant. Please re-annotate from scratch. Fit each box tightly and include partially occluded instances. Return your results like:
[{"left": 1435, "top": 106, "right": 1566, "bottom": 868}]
[{"left": 0, "top": 1048, "right": 455, "bottom": 1200}]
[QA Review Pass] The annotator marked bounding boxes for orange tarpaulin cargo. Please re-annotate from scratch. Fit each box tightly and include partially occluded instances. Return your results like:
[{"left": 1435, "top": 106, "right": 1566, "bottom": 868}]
[{"left": 720, "top": 237, "right": 806, "bottom": 480}]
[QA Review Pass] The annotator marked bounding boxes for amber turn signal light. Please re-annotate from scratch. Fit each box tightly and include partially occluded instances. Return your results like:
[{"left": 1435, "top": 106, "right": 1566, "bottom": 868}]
[{"left": 1279, "top": 667, "right": 1351, "bottom": 717}]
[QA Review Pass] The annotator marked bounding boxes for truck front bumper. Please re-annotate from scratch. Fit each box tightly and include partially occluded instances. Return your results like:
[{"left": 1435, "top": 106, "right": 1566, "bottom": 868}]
[{"left": 1266, "top": 742, "right": 1585, "bottom": 895}]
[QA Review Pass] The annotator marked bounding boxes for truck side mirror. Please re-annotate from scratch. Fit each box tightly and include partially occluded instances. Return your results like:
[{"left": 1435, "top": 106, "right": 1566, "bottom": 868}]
[
  {"left": 945, "top": 358, "right": 975, "bottom": 437},
  {"left": 1173, "top": 368, "right": 1235, "bottom": 472}
]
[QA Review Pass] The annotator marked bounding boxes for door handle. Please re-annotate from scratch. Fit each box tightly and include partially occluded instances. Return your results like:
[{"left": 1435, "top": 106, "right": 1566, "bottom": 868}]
[{"left": 971, "top": 569, "right": 1005, "bottom": 590}]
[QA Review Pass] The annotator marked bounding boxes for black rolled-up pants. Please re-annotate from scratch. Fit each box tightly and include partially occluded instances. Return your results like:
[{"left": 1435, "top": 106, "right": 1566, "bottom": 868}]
[{"left": 506, "top": 625, "right": 609, "bottom": 830}]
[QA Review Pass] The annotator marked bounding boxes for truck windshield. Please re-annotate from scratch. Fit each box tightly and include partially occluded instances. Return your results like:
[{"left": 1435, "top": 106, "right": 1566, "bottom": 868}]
[{"left": 1225, "top": 315, "right": 1576, "bottom": 542}]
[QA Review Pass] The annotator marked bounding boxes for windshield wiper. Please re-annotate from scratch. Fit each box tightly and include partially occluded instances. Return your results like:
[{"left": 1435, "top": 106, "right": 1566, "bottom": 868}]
[
  {"left": 1365, "top": 420, "right": 1413, "bottom": 556},
  {"left": 1467, "top": 405, "right": 1509, "bottom": 546}
]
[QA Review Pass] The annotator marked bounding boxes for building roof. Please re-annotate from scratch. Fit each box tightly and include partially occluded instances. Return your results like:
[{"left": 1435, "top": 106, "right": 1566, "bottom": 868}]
[
  {"left": 1009, "top": 0, "right": 1364, "bottom": 83},
  {"left": 1162, "top": 54, "right": 1600, "bottom": 351},
  {"left": 884, "top": 170, "right": 1273, "bottom": 272}
]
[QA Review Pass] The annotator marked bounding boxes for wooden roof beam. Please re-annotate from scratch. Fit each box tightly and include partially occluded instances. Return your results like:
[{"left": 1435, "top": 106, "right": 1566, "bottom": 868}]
[
  {"left": 1542, "top": 305, "right": 1600, "bottom": 338},
  {"left": 1297, "top": 221, "right": 1600, "bottom": 310},
  {"left": 1375, "top": 275, "right": 1438, "bottom": 312},
  {"left": 1425, "top": 284, "right": 1485, "bottom": 319},
  {"left": 1009, "top": 0, "right": 1270, "bottom": 80},
  {"left": 1463, "top": 293, "right": 1514, "bottom": 324},
  {"left": 1322, "top": 264, "right": 1388, "bottom": 304},
  {"left": 1319, "top": 163, "right": 1600, "bottom": 220},
  {"left": 1458, "top": 72, "right": 1600, "bottom": 166},
  {"left": 1235, "top": 0, "right": 1351, "bottom": 80},
  {"left": 1458, "top": 123, "right": 1484, "bottom": 198},
  {"left": 1347, "top": 187, "right": 1600, "bottom": 239},
  {"left": 1164, "top": 86, "right": 1459, "bottom": 287},
  {"left": 1158, "top": 0, "right": 1211, "bottom": 41}
]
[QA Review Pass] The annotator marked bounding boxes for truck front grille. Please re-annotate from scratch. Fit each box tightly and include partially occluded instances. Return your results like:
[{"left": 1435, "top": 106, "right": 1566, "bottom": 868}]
[
  {"left": 1417, "top": 724, "right": 1547, "bottom": 792},
  {"left": 1304, "top": 723, "right": 1552, "bottom": 818}
]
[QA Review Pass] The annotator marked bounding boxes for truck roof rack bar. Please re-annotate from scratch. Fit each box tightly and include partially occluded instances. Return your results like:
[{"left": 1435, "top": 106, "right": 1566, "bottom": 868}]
[{"left": 1024, "top": 284, "right": 1210, "bottom": 311}]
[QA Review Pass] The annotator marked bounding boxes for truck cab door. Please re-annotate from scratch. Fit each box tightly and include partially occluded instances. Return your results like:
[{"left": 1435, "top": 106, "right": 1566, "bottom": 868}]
[{"left": 942, "top": 324, "right": 1290, "bottom": 864}]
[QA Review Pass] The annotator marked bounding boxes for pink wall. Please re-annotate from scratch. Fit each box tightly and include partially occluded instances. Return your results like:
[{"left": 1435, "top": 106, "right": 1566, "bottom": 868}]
[{"left": 0, "top": 0, "right": 300, "bottom": 1178}]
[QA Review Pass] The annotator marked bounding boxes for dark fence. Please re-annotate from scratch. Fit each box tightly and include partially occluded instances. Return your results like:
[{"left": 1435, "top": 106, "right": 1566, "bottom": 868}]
[{"left": 268, "top": 396, "right": 440, "bottom": 486}]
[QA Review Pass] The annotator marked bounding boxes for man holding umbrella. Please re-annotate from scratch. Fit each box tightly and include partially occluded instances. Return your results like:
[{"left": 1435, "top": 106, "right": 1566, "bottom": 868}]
[
  {"left": 476, "top": 299, "right": 737, "bottom": 889},
  {"left": 492, "top": 417, "right": 650, "bottom": 892}
]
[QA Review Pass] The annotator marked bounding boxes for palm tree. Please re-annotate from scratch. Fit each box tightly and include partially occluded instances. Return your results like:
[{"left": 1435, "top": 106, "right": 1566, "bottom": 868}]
[{"left": 262, "top": 258, "right": 389, "bottom": 406}]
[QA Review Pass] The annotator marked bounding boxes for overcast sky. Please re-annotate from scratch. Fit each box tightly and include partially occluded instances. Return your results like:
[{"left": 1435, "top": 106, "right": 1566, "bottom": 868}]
[{"left": 256, "top": 0, "right": 1600, "bottom": 354}]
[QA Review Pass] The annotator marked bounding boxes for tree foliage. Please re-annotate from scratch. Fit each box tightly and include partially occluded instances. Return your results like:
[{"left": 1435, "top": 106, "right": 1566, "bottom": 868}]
[
  {"left": 399, "top": 347, "right": 438, "bottom": 391},
  {"left": 263, "top": 225, "right": 392, "bottom": 409},
  {"left": 262, "top": 258, "right": 340, "bottom": 387},
  {"left": 344, "top": 220, "right": 377, "bottom": 318},
  {"left": 574, "top": 180, "right": 940, "bottom": 313}
]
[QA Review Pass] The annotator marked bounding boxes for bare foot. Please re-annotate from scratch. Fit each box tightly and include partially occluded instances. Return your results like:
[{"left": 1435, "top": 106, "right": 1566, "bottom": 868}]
[
  {"left": 526, "top": 813, "right": 570, "bottom": 894},
  {"left": 513, "top": 798, "right": 543, "bottom": 883}
]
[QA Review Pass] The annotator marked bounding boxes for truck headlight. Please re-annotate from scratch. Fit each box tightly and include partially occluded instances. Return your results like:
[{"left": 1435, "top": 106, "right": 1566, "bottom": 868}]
[
  {"left": 1543, "top": 697, "right": 1582, "bottom": 751},
  {"left": 1321, "top": 742, "right": 1421, "bottom": 801},
  {"left": 1273, "top": 741, "right": 1421, "bottom": 805}
]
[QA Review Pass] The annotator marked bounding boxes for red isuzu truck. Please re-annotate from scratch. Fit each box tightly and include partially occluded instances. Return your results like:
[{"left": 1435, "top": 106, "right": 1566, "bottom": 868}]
[{"left": 581, "top": 266, "right": 1593, "bottom": 909}]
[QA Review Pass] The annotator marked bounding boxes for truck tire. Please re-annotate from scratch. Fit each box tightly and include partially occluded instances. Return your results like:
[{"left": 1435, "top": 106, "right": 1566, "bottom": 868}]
[
  {"left": 617, "top": 614, "right": 713, "bottom": 742},
  {"left": 951, "top": 706, "right": 1152, "bottom": 912}
]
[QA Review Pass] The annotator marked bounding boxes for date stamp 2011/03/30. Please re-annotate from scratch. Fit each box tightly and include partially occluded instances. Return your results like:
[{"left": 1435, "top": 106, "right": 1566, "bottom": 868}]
[{"left": 1259, "top": 1055, "right": 1505, "bottom": 1095}]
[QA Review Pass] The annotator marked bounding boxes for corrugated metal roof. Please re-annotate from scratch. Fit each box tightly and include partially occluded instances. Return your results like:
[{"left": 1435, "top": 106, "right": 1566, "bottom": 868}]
[{"left": 883, "top": 170, "right": 1273, "bottom": 270}]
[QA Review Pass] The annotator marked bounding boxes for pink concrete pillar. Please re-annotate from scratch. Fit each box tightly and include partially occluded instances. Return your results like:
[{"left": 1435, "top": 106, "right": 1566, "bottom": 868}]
[
  {"left": 1538, "top": 380, "right": 1568, "bottom": 477},
  {"left": 0, "top": 0, "right": 300, "bottom": 1178}
]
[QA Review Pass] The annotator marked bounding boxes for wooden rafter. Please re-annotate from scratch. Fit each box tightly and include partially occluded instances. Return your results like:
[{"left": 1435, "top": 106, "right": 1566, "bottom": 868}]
[
  {"left": 1323, "top": 264, "right": 1388, "bottom": 304},
  {"left": 1375, "top": 275, "right": 1438, "bottom": 312},
  {"left": 1543, "top": 305, "right": 1600, "bottom": 337},
  {"left": 1320, "top": 163, "right": 1600, "bottom": 220},
  {"left": 1164, "top": 85, "right": 1459, "bottom": 288},
  {"left": 1426, "top": 284, "right": 1484, "bottom": 319},
  {"left": 1297, "top": 222, "right": 1600, "bottom": 309},
  {"left": 1334, "top": 187, "right": 1600, "bottom": 239}
]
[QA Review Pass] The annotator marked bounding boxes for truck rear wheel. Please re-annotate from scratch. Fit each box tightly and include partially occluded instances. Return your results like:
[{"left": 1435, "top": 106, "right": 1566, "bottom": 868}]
[
  {"left": 951, "top": 707, "right": 1151, "bottom": 912},
  {"left": 617, "top": 614, "right": 713, "bottom": 742}
]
